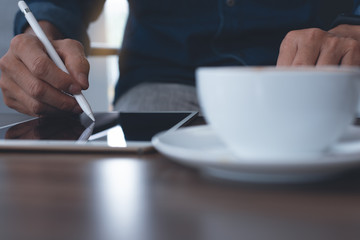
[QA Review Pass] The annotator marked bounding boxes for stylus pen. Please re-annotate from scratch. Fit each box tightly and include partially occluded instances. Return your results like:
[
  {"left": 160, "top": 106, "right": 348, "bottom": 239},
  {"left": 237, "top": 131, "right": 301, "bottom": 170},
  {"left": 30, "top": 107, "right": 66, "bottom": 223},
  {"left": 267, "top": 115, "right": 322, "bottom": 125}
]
[{"left": 18, "top": 1, "right": 95, "bottom": 122}]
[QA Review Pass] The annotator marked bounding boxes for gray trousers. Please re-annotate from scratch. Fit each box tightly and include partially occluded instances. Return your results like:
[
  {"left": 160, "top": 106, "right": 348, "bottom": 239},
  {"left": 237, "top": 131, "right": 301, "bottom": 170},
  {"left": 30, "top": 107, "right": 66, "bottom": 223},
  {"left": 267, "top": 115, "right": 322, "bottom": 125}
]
[{"left": 114, "top": 83, "right": 200, "bottom": 112}]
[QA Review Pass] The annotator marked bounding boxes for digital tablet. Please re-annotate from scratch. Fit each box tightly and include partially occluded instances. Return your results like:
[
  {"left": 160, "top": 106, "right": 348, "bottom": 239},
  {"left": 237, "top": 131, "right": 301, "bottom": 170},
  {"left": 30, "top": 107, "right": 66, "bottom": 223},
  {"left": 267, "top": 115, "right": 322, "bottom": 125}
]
[{"left": 0, "top": 111, "right": 198, "bottom": 153}]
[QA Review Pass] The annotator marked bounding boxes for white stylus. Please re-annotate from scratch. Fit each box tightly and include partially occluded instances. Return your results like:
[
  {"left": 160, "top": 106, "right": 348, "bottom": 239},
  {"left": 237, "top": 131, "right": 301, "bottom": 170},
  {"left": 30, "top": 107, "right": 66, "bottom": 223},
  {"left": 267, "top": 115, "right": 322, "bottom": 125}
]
[{"left": 18, "top": 1, "right": 95, "bottom": 122}]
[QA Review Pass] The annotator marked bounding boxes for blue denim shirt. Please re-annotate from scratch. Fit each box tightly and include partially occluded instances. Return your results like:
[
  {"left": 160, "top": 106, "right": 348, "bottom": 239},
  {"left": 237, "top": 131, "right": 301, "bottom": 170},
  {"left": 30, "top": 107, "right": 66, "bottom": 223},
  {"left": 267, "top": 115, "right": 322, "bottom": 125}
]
[{"left": 14, "top": 0, "right": 360, "bottom": 102}]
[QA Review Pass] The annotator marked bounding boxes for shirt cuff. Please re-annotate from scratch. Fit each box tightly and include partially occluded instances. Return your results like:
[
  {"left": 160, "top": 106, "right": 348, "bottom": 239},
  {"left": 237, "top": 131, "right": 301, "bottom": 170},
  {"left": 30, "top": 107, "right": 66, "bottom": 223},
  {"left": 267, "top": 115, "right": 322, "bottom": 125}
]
[
  {"left": 14, "top": 2, "right": 89, "bottom": 50},
  {"left": 330, "top": 13, "right": 360, "bottom": 28}
]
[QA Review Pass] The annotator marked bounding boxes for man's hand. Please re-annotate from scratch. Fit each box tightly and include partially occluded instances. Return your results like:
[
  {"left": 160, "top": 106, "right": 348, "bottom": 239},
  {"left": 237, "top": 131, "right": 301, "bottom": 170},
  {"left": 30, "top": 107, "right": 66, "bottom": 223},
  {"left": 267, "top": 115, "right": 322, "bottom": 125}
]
[
  {"left": 277, "top": 25, "right": 360, "bottom": 66},
  {"left": 0, "top": 21, "right": 90, "bottom": 117}
]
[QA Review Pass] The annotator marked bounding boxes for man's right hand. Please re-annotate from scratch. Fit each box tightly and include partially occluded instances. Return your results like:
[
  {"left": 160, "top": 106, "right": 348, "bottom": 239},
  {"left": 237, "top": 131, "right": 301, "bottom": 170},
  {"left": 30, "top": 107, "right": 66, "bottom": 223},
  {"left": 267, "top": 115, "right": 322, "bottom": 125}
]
[{"left": 0, "top": 21, "right": 90, "bottom": 117}]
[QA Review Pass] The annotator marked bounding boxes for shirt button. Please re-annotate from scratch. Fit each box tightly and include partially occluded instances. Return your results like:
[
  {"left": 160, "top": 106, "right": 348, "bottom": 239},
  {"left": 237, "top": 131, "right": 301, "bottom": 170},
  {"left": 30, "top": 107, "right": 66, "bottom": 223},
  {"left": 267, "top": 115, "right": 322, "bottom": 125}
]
[{"left": 226, "top": 0, "right": 235, "bottom": 7}]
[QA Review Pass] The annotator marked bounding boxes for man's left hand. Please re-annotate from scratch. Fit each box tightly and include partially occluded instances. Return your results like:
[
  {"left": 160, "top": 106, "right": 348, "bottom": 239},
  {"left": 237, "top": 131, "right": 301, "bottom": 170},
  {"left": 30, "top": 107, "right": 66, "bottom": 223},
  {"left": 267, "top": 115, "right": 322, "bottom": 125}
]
[{"left": 277, "top": 25, "right": 360, "bottom": 66}]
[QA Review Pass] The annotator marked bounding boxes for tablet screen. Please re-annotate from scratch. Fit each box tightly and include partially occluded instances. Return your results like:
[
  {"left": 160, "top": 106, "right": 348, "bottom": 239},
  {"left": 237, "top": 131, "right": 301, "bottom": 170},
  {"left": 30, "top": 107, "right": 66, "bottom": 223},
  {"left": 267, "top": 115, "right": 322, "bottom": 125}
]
[{"left": 0, "top": 111, "right": 198, "bottom": 152}]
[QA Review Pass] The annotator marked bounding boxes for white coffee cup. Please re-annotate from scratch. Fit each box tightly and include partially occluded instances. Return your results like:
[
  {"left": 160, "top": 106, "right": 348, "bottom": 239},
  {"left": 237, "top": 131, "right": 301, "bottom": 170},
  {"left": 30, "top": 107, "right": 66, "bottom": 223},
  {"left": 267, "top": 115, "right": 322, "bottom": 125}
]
[{"left": 196, "top": 66, "right": 360, "bottom": 159}]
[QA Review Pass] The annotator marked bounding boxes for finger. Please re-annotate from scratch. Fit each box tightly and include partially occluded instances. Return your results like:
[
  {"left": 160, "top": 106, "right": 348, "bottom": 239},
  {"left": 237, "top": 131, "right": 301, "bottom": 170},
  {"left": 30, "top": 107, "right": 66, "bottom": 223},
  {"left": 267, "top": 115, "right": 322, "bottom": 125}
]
[
  {"left": 291, "top": 43, "right": 320, "bottom": 66},
  {"left": 340, "top": 39, "right": 360, "bottom": 66},
  {"left": 1, "top": 56, "right": 82, "bottom": 115},
  {"left": 0, "top": 54, "right": 51, "bottom": 116},
  {"left": 1, "top": 74, "right": 65, "bottom": 116},
  {"left": 54, "top": 39, "right": 90, "bottom": 90},
  {"left": 316, "top": 37, "right": 344, "bottom": 65},
  {"left": 10, "top": 34, "right": 78, "bottom": 94},
  {"left": 277, "top": 34, "right": 297, "bottom": 66},
  {"left": 341, "top": 52, "right": 360, "bottom": 66}
]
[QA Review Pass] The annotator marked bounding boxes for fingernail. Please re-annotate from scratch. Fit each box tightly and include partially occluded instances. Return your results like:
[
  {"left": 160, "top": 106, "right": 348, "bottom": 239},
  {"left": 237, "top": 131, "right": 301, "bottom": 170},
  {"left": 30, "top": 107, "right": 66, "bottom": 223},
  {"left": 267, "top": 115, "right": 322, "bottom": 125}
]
[
  {"left": 78, "top": 73, "right": 89, "bottom": 89},
  {"left": 69, "top": 84, "right": 81, "bottom": 94}
]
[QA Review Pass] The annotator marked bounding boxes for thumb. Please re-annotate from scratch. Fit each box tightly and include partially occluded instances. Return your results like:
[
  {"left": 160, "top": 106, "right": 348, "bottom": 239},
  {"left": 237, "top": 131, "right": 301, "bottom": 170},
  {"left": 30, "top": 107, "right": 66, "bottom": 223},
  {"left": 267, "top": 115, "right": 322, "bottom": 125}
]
[{"left": 54, "top": 39, "right": 90, "bottom": 92}]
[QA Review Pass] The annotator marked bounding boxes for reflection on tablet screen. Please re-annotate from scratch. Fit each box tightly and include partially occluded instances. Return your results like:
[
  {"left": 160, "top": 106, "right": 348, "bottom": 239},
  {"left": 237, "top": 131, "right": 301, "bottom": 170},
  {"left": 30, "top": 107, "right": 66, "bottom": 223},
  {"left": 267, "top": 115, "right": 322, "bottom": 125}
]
[
  {"left": 3, "top": 115, "right": 87, "bottom": 140},
  {"left": 0, "top": 112, "right": 198, "bottom": 148}
]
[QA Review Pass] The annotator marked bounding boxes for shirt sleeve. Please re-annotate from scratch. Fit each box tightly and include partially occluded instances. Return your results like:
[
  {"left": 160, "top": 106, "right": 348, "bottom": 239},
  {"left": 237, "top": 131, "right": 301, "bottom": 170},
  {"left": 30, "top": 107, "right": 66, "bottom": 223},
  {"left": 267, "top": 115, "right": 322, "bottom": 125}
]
[
  {"left": 14, "top": 0, "right": 105, "bottom": 52},
  {"left": 354, "top": 0, "right": 360, "bottom": 15},
  {"left": 329, "top": 1, "right": 360, "bottom": 28}
]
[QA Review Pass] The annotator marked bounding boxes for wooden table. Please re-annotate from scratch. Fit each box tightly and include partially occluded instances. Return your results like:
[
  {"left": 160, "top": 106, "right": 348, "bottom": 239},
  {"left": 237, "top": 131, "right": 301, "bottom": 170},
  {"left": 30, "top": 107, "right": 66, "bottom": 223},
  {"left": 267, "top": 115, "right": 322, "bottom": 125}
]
[{"left": 1, "top": 114, "right": 360, "bottom": 240}]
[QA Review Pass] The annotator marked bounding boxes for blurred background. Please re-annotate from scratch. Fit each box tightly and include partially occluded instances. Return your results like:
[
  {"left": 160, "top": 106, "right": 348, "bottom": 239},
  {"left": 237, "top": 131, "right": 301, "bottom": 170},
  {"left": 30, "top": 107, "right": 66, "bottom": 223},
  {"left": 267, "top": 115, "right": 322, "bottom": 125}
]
[{"left": 0, "top": 0, "right": 128, "bottom": 114}]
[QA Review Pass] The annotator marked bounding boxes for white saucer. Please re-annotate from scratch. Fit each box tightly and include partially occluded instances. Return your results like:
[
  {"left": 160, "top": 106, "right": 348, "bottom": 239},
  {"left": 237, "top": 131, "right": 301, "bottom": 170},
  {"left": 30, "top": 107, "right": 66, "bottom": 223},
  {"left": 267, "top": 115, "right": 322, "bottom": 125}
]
[{"left": 152, "top": 125, "right": 360, "bottom": 183}]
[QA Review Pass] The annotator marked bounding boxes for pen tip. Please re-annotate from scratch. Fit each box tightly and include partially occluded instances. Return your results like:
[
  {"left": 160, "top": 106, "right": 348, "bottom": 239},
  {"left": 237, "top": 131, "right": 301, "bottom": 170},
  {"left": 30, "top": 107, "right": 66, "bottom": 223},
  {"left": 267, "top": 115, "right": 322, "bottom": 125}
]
[{"left": 89, "top": 113, "right": 95, "bottom": 122}]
